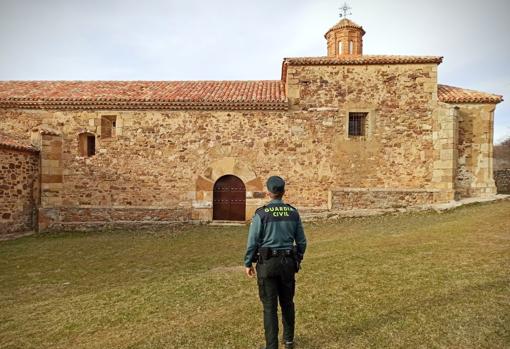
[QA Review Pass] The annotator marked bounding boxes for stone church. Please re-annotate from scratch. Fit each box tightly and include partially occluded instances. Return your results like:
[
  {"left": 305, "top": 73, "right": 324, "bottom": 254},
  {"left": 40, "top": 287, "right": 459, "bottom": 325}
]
[{"left": 0, "top": 18, "right": 503, "bottom": 234}]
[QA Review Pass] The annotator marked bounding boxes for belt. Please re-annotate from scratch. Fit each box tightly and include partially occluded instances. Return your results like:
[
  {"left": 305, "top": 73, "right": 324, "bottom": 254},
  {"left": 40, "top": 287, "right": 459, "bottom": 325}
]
[
  {"left": 270, "top": 248, "right": 293, "bottom": 257},
  {"left": 258, "top": 247, "right": 294, "bottom": 262}
]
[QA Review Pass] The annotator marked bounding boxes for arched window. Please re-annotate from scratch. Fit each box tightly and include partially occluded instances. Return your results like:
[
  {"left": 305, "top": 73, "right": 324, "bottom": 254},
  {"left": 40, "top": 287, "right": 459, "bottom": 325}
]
[
  {"left": 349, "top": 40, "right": 353, "bottom": 54},
  {"left": 78, "top": 132, "right": 96, "bottom": 157},
  {"left": 338, "top": 41, "right": 343, "bottom": 54}
]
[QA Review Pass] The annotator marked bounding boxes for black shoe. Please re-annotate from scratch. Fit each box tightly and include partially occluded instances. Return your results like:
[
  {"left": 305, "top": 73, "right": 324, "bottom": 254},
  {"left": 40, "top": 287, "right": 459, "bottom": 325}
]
[{"left": 284, "top": 341, "right": 294, "bottom": 349}]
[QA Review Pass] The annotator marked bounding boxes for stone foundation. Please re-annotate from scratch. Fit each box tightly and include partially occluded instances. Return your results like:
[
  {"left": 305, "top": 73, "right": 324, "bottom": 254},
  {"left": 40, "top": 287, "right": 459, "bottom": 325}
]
[
  {"left": 38, "top": 206, "right": 191, "bottom": 232},
  {"left": 329, "top": 188, "right": 443, "bottom": 210},
  {"left": 494, "top": 169, "right": 510, "bottom": 194}
]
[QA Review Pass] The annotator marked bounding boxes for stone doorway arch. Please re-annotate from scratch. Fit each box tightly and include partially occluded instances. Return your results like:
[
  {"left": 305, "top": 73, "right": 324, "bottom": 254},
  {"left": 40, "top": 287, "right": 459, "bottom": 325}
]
[{"left": 192, "top": 157, "right": 265, "bottom": 222}]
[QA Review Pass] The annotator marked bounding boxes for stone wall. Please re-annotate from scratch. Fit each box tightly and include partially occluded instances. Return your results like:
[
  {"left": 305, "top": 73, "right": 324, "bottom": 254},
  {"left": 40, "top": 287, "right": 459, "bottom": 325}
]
[
  {"left": 455, "top": 104, "right": 497, "bottom": 198},
  {"left": 0, "top": 146, "right": 39, "bottom": 235},
  {"left": 2, "top": 101, "right": 452, "bottom": 230},
  {"left": 495, "top": 157, "right": 510, "bottom": 171},
  {"left": 494, "top": 169, "right": 510, "bottom": 194},
  {"left": 285, "top": 63, "right": 439, "bottom": 190},
  {"left": 329, "top": 188, "right": 440, "bottom": 210},
  {"left": 494, "top": 141, "right": 510, "bottom": 170}
]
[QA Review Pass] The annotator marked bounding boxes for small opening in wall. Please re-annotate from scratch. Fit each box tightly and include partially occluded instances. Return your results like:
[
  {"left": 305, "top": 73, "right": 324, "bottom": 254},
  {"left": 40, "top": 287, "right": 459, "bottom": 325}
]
[
  {"left": 78, "top": 133, "right": 96, "bottom": 157},
  {"left": 349, "top": 40, "right": 353, "bottom": 54},
  {"left": 338, "top": 41, "right": 343, "bottom": 54},
  {"left": 101, "top": 115, "right": 117, "bottom": 139},
  {"left": 348, "top": 112, "right": 368, "bottom": 137}
]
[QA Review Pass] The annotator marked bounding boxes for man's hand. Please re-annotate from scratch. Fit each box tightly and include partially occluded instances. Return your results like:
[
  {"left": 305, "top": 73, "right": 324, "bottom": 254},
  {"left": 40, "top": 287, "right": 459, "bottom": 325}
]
[{"left": 245, "top": 266, "right": 256, "bottom": 278}]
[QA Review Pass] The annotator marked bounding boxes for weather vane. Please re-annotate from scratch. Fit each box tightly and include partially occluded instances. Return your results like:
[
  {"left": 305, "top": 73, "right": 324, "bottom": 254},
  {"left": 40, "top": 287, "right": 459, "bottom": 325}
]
[{"left": 339, "top": 2, "right": 352, "bottom": 18}]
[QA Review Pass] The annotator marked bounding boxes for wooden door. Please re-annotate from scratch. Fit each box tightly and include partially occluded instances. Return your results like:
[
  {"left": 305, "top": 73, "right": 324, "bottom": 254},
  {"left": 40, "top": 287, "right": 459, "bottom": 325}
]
[{"left": 213, "top": 175, "right": 246, "bottom": 221}]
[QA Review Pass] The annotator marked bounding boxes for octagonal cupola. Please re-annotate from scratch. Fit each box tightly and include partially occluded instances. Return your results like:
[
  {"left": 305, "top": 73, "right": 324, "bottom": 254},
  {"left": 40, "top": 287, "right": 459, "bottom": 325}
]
[{"left": 325, "top": 18, "right": 365, "bottom": 57}]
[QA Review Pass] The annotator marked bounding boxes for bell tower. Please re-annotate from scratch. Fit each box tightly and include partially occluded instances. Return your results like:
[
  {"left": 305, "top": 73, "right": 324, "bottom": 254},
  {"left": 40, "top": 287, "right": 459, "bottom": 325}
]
[{"left": 325, "top": 4, "right": 365, "bottom": 57}]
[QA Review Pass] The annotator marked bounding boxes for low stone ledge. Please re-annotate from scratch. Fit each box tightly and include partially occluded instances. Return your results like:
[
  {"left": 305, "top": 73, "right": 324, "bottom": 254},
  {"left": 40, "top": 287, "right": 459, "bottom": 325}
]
[
  {"left": 0, "top": 230, "right": 37, "bottom": 242},
  {"left": 38, "top": 206, "right": 191, "bottom": 232},
  {"left": 330, "top": 187, "right": 441, "bottom": 193},
  {"left": 329, "top": 187, "right": 441, "bottom": 210},
  {"left": 302, "top": 194, "right": 510, "bottom": 222},
  {"left": 44, "top": 220, "right": 186, "bottom": 232}
]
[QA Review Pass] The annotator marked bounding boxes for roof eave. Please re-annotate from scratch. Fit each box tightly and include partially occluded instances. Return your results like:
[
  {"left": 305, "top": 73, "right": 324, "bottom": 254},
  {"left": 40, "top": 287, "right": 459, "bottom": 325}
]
[
  {"left": 440, "top": 98, "right": 503, "bottom": 105},
  {"left": 282, "top": 56, "right": 443, "bottom": 66},
  {"left": 0, "top": 100, "right": 289, "bottom": 111}
]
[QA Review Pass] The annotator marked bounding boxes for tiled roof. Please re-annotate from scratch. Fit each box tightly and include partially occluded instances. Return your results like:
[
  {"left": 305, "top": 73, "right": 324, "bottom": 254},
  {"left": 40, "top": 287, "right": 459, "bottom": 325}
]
[
  {"left": 0, "top": 79, "right": 502, "bottom": 112},
  {"left": 0, "top": 81, "right": 288, "bottom": 111},
  {"left": 325, "top": 18, "right": 365, "bottom": 37},
  {"left": 0, "top": 132, "right": 38, "bottom": 153},
  {"left": 283, "top": 55, "right": 443, "bottom": 66},
  {"left": 438, "top": 84, "right": 503, "bottom": 104},
  {"left": 281, "top": 55, "right": 443, "bottom": 81}
]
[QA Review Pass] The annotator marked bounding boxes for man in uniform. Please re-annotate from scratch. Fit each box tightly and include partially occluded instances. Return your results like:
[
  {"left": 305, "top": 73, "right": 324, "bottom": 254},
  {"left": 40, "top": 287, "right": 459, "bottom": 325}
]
[{"left": 244, "top": 176, "right": 307, "bottom": 349}]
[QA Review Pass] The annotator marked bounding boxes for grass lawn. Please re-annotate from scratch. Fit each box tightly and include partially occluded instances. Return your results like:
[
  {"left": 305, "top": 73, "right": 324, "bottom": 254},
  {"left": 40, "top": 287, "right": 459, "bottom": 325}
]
[{"left": 1, "top": 200, "right": 509, "bottom": 349}]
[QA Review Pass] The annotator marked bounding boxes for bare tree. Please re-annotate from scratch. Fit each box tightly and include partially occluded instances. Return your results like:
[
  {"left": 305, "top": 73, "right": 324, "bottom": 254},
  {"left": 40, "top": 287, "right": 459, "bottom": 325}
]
[{"left": 494, "top": 136, "right": 510, "bottom": 170}]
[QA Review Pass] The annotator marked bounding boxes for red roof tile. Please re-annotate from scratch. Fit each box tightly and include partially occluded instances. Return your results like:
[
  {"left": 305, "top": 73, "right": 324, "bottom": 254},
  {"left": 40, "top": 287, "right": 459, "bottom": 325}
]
[
  {"left": 0, "top": 132, "right": 38, "bottom": 153},
  {"left": 0, "top": 81, "right": 288, "bottom": 111},
  {"left": 325, "top": 18, "right": 365, "bottom": 38},
  {"left": 438, "top": 84, "right": 503, "bottom": 104}
]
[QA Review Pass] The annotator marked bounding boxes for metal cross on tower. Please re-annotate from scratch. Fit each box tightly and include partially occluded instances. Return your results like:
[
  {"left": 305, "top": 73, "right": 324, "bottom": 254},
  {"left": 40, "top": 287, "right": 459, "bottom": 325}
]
[{"left": 339, "top": 2, "right": 352, "bottom": 18}]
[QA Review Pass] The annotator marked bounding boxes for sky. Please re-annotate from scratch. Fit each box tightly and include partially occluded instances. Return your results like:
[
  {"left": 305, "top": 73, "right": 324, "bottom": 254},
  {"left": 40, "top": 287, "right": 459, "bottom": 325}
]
[{"left": 0, "top": 0, "right": 509, "bottom": 143}]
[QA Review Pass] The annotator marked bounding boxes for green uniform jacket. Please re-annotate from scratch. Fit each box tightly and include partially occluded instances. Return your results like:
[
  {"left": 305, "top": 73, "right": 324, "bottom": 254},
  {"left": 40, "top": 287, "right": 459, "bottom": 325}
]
[{"left": 244, "top": 199, "right": 307, "bottom": 267}]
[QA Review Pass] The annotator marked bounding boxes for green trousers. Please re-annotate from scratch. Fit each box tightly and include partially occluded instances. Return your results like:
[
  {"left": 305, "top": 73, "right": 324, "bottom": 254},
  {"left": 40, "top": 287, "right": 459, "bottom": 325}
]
[{"left": 256, "top": 255, "right": 297, "bottom": 349}]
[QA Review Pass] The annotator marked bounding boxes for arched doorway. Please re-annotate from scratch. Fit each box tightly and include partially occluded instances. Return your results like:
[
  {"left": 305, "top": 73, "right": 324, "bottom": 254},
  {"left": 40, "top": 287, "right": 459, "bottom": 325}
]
[{"left": 213, "top": 175, "right": 246, "bottom": 221}]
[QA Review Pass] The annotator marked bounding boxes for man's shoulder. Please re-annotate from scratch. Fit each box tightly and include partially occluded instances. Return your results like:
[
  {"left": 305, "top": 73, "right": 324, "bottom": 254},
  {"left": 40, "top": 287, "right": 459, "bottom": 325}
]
[
  {"left": 285, "top": 203, "right": 298, "bottom": 211},
  {"left": 283, "top": 203, "right": 300, "bottom": 216},
  {"left": 254, "top": 205, "right": 268, "bottom": 216}
]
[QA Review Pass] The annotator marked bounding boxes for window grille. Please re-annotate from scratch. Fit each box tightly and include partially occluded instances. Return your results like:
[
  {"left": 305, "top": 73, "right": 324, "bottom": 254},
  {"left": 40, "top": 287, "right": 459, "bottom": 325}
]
[{"left": 348, "top": 112, "right": 367, "bottom": 137}]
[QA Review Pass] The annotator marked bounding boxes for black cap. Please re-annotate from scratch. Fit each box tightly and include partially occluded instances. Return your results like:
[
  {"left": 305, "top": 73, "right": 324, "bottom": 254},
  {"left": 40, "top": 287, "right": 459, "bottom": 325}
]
[{"left": 266, "top": 176, "right": 285, "bottom": 194}]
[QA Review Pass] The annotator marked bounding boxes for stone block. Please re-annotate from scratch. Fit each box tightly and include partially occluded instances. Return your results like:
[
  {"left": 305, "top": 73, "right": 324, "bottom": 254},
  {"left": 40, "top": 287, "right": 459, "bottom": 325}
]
[
  {"left": 245, "top": 177, "right": 263, "bottom": 192},
  {"left": 41, "top": 159, "right": 61, "bottom": 168},
  {"left": 42, "top": 151, "right": 61, "bottom": 160},
  {"left": 191, "top": 208, "right": 212, "bottom": 221},
  {"left": 440, "top": 150, "right": 453, "bottom": 160},
  {"left": 41, "top": 174, "right": 63, "bottom": 183},
  {"left": 196, "top": 175, "right": 214, "bottom": 191}
]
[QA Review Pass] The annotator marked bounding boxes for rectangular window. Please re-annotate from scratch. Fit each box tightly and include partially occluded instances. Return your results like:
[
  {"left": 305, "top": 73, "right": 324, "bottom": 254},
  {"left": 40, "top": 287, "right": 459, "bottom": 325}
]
[
  {"left": 79, "top": 133, "right": 96, "bottom": 157},
  {"left": 101, "top": 115, "right": 117, "bottom": 138},
  {"left": 348, "top": 112, "right": 367, "bottom": 137},
  {"left": 86, "top": 135, "right": 96, "bottom": 156}
]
